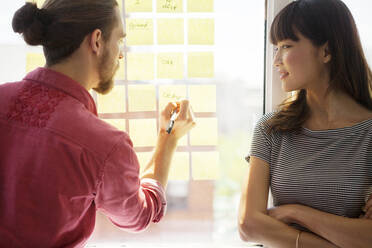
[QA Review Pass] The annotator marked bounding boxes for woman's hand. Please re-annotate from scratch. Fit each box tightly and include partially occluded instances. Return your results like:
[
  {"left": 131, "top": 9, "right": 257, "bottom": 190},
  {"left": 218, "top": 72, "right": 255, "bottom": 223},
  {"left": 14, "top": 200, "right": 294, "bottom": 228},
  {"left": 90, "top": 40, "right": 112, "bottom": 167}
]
[
  {"left": 361, "top": 194, "right": 372, "bottom": 220},
  {"left": 267, "top": 204, "right": 299, "bottom": 224}
]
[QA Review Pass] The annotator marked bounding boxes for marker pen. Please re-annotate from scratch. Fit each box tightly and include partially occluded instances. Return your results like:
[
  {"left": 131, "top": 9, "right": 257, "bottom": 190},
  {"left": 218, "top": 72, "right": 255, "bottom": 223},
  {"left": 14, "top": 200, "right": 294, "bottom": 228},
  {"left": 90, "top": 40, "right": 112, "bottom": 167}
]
[{"left": 166, "top": 110, "right": 178, "bottom": 134}]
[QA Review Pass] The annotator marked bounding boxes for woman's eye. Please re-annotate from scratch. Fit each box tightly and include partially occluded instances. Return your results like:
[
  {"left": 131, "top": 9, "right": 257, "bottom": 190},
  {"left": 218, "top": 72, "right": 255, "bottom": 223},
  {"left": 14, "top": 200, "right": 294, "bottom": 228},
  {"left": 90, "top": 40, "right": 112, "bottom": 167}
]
[{"left": 282, "top": 45, "right": 291, "bottom": 49}]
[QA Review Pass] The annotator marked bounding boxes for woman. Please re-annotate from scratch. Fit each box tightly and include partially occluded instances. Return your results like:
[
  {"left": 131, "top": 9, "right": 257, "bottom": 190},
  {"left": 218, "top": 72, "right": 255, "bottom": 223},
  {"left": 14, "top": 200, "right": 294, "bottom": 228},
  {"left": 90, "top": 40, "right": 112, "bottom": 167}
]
[{"left": 238, "top": 0, "right": 372, "bottom": 247}]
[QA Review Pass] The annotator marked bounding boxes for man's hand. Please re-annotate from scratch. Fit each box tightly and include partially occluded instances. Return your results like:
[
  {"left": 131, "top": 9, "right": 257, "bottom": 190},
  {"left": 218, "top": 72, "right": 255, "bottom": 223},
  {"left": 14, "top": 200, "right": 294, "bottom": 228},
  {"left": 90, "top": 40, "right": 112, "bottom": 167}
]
[
  {"left": 361, "top": 194, "right": 372, "bottom": 220},
  {"left": 159, "top": 100, "right": 196, "bottom": 140},
  {"left": 267, "top": 204, "right": 299, "bottom": 224}
]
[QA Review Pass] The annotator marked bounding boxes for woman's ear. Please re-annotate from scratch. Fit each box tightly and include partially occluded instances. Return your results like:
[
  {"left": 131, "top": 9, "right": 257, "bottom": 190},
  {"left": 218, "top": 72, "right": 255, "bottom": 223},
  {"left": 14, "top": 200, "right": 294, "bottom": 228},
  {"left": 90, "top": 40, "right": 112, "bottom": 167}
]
[
  {"left": 89, "top": 29, "right": 103, "bottom": 56},
  {"left": 322, "top": 42, "right": 331, "bottom": 63}
]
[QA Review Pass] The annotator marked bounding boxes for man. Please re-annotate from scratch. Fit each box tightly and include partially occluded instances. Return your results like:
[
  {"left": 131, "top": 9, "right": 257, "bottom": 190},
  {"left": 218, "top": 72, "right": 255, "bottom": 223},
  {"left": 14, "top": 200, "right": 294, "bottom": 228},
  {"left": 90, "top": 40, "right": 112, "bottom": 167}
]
[{"left": 0, "top": 0, "right": 195, "bottom": 247}]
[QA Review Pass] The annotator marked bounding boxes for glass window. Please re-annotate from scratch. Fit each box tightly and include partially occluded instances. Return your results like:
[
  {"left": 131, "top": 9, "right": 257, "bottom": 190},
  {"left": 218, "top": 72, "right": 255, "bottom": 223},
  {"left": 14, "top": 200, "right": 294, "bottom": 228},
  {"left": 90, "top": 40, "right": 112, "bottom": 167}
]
[
  {"left": 0, "top": 0, "right": 267, "bottom": 247},
  {"left": 88, "top": 0, "right": 265, "bottom": 246}
]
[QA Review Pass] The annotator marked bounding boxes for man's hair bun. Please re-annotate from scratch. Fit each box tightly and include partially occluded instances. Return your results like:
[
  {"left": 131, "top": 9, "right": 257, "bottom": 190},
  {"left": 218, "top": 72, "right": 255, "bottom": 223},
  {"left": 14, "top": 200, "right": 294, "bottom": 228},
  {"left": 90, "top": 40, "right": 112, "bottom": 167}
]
[{"left": 12, "top": 2, "right": 52, "bottom": 46}]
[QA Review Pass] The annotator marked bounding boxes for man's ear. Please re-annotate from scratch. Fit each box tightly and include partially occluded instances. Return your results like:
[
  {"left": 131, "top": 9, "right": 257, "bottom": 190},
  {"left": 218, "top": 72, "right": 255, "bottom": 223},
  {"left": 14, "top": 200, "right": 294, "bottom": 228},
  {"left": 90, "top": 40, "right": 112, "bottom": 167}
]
[
  {"left": 89, "top": 29, "right": 103, "bottom": 56},
  {"left": 322, "top": 42, "right": 331, "bottom": 63}
]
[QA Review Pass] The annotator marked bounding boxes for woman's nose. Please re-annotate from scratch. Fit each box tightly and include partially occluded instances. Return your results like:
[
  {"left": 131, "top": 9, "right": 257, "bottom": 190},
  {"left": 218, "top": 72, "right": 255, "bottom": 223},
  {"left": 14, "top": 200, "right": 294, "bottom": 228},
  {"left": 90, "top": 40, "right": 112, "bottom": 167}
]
[{"left": 273, "top": 49, "right": 282, "bottom": 67}]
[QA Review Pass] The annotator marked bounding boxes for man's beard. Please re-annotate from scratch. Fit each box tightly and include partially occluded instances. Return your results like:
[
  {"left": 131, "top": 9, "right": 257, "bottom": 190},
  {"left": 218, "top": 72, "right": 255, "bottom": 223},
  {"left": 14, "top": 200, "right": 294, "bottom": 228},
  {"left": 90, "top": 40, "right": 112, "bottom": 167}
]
[{"left": 93, "top": 47, "right": 119, "bottom": 95}]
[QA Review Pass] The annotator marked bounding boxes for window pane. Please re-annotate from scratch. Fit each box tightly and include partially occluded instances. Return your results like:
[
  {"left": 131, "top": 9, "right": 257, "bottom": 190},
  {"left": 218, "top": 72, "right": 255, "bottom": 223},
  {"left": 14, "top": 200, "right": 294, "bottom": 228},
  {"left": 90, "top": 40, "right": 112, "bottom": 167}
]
[
  {"left": 90, "top": 0, "right": 265, "bottom": 246},
  {"left": 0, "top": 0, "right": 266, "bottom": 246}
]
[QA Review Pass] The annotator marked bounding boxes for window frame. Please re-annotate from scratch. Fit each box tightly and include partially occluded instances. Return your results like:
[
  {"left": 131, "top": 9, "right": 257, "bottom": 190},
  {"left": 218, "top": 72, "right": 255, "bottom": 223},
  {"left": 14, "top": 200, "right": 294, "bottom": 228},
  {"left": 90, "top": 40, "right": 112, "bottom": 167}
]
[{"left": 264, "top": 0, "right": 293, "bottom": 114}]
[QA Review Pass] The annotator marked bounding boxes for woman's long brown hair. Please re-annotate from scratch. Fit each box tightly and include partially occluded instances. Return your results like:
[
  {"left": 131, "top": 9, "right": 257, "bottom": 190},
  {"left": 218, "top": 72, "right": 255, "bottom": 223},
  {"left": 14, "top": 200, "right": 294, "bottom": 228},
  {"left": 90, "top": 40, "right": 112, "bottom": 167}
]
[{"left": 267, "top": 0, "right": 372, "bottom": 133}]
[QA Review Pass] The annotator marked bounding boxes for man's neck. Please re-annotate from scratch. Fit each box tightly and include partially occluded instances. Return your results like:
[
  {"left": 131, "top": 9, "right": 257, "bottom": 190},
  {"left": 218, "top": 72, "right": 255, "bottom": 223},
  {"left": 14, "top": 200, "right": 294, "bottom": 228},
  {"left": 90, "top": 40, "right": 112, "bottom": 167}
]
[{"left": 47, "top": 55, "right": 97, "bottom": 92}]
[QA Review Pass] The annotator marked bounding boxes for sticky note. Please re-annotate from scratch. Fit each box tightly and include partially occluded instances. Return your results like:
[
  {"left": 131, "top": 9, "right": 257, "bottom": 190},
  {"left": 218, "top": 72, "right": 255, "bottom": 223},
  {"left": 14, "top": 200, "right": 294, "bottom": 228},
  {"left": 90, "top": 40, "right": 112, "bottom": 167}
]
[
  {"left": 169, "top": 152, "right": 190, "bottom": 180},
  {"left": 126, "top": 19, "right": 153, "bottom": 46},
  {"left": 157, "top": 0, "right": 183, "bottom": 13},
  {"left": 157, "top": 19, "right": 184, "bottom": 45},
  {"left": 159, "top": 85, "right": 186, "bottom": 110},
  {"left": 114, "top": 59, "right": 125, "bottom": 80},
  {"left": 127, "top": 53, "right": 154, "bottom": 80},
  {"left": 192, "top": 152, "right": 219, "bottom": 180},
  {"left": 188, "top": 52, "right": 214, "bottom": 78},
  {"left": 188, "top": 19, "right": 214, "bottom": 45},
  {"left": 157, "top": 53, "right": 184, "bottom": 79},
  {"left": 190, "top": 118, "right": 218, "bottom": 146},
  {"left": 125, "top": 0, "right": 152, "bottom": 12},
  {"left": 188, "top": 0, "right": 214, "bottom": 12},
  {"left": 97, "top": 85, "right": 126, "bottom": 113},
  {"left": 189, "top": 85, "right": 216, "bottom": 112},
  {"left": 26, "top": 53, "right": 45, "bottom": 73},
  {"left": 158, "top": 85, "right": 188, "bottom": 146},
  {"left": 129, "top": 119, "right": 157, "bottom": 147},
  {"left": 103, "top": 119, "right": 126, "bottom": 131},
  {"left": 128, "top": 85, "right": 156, "bottom": 112},
  {"left": 136, "top": 152, "right": 153, "bottom": 174}
]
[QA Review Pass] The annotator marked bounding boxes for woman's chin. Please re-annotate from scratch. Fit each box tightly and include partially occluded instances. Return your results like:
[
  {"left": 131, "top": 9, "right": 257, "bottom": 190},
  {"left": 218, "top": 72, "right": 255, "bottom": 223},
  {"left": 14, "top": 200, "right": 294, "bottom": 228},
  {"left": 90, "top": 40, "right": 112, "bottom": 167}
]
[{"left": 281, "top": 81, "right": 301, "bottom": 93}]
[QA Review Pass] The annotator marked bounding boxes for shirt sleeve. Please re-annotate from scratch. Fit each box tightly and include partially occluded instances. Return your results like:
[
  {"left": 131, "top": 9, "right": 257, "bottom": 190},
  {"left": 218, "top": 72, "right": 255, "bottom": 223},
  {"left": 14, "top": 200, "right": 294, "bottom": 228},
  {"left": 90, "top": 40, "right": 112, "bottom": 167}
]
[
  {"left": 246, "top": 115, "right": 272, "bottom": 165},
  {"left": 95, "top": 133, "right": 166, "bottom": 232}
]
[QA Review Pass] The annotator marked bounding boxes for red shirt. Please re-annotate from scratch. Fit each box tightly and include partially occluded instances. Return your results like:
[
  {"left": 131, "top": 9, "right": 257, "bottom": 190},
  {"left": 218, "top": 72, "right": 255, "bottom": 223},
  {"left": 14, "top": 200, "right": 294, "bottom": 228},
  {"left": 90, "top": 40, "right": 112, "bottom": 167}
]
[{"left": 0, "top": 68, "right": 166, "bottom": 247}]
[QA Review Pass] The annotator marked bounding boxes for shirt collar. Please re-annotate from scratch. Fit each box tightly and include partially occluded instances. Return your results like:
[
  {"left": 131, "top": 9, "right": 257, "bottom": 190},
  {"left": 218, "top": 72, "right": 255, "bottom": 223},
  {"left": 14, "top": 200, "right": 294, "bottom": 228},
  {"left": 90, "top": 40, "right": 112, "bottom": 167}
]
[{"left": 24, "top": 67, "right": 98, "bottom": 116}]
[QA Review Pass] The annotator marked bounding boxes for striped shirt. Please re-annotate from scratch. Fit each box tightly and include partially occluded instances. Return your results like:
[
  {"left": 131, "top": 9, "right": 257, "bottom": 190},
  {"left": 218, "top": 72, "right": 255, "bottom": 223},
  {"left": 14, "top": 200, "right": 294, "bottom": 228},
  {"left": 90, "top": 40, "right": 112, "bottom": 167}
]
[{"left": 248, "top": 112, "right": 372, "bottom": 230}]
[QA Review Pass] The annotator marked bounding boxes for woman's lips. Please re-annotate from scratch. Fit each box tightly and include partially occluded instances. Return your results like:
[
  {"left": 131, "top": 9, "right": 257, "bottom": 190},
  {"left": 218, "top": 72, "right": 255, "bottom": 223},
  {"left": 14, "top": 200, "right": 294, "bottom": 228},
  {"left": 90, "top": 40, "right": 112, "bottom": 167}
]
[{"left": 279, "top": 72, "right": 289, "bottom": 80}]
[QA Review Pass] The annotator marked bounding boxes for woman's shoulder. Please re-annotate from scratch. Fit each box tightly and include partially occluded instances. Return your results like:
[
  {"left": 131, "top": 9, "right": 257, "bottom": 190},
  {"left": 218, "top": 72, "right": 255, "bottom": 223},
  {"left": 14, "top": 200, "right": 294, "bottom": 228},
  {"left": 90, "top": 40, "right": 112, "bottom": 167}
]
[
  {"left": 253, "top": 112, "right": 282, "bottom": 141},
  {"left": 255, "top": 112, "right": 276, "bottom": 128}
]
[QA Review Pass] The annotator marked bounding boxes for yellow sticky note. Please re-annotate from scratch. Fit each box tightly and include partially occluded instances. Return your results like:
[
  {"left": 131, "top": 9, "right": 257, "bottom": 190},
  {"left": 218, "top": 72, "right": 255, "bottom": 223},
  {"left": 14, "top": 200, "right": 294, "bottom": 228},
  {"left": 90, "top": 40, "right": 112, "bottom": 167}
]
[
  {"left": 188, "top": 19, "right": 214, "bottom": 45},
  {"left": 190, "top": 118, "right": 218, "bottom": 146},
  {"left": 97, "top": 85, "right": 126, "bottom": 113},
  {"left": 137, "top": 152, "right": 153, "bottom": 174},
  {"left": 129, "top": 119, "right": 157, "bottom": 147},
  {"left": 128, "top": 85, "right": 156, "bottom": 112},
  {"left": 158, "top": 85, "right": 187, "bottom": 146},
  {"left": 125, "top": 0, "right": 152, "bottom": 12},
  {"left": 157, "top": 19, "right": 184, "bottom": 45},
  {"left": 114, "top": 59, "right": 125, "bottom": 80},
  {"left": 126, "top": 19, "right": 153, "bottom": 46},
  {"left": 192, "top": 152, "right": 219, "bottom": 180},
  {"left": 127, "top": 53, "right": 154, "bottom": 80},
  {"left": 169, "top": 152, "right": 190, "bottom": 180},
  {"left": 159, "top": 85, "right": 186, "bottom": 110},
  {"left": 26, "top": 53, "right": 45, "bottom": 73},
  {"left": 103, "top": 119, "right": 126, "bottom": 131},
  {"left": 157, "top": 0, "right": 183, "bottom": 13},
  {"left": 157, "top": 53, "right": 184, "bottom": 79},
  {"left": 188, "top": 52, "right": 214, "bottom": 78},
  {"left": 189, "top": 85, "right": 216, "bottom": 112},
  {"left": 188, "top": 0, "right": 214, "bottom": 12}
]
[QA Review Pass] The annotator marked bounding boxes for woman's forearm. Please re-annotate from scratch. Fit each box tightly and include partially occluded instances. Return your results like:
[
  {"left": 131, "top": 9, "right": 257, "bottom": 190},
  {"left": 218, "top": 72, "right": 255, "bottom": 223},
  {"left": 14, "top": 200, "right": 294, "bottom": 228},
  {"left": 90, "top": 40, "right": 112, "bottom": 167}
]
[
  {"left": 239, "top": 212, "right": 339, "bottom": 248},
  {"left": 291, "top": 205, "right": 372, "bottom": 248}
]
